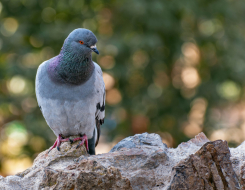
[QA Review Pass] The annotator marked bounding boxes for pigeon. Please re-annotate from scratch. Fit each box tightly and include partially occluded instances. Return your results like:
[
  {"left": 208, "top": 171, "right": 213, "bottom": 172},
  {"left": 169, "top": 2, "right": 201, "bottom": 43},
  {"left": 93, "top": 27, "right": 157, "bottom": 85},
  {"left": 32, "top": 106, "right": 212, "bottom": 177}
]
[{"left": 35, "top": 28, "right": 105, "bottom": 155}]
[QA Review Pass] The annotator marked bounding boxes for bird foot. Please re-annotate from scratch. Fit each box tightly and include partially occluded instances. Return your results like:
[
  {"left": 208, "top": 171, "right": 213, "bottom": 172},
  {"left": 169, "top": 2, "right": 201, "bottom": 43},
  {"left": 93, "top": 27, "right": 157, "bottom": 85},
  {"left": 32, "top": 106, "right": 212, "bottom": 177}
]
[
  {"left": 48, "top": 134, "right": 72, "bottom": 153},
  {"left": 72, "top": 134, "right": 89, "bottom": 152}
]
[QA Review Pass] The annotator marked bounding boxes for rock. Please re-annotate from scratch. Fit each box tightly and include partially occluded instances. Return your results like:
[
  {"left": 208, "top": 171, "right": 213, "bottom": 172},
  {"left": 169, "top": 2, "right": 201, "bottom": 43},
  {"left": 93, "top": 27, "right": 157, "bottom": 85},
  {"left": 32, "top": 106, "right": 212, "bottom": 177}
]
[
  {"left": 230, "top": 141, "right": 245, "bottom": 189},
  {"left": 0, "top": 132, "right": 244, "bottom": 190},
  {"left": 110, "top": 132, "right": 167, "bottom": 152},
  {"left": 168, "top": 140, "right": 240, "bottom": 190}
]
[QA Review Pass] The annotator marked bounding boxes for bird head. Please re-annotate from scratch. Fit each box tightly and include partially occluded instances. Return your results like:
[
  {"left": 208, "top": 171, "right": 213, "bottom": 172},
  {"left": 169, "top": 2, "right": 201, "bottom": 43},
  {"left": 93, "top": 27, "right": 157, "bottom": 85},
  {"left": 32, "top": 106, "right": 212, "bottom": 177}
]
[{"left": 62, "top": 28, "right": 99, "bottom": 56}]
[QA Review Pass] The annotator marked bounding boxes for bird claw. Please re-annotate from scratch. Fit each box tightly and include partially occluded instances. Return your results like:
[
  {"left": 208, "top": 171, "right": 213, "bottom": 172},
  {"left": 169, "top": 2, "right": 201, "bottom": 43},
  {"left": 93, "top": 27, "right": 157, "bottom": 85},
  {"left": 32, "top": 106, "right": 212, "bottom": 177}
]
[
  {"left": 48, "top": 134, "right": 88, "bottom": 153},
  {"left": 75, "top": 139, "right": 85, "bottom": 149},
  {"left": 48, "top": 134, "right": 72, "bottom": 153},
  {"left": 73, "top": 134, "right": 89, "bottom": 152}
]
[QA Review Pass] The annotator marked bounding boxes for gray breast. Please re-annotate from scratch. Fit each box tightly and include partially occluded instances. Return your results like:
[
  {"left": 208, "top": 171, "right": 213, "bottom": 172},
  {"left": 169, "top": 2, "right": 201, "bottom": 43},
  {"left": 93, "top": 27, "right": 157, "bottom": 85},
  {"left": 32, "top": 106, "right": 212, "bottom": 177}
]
[{"left": 35, "top": 61, "right": 98, "bottom": 138}]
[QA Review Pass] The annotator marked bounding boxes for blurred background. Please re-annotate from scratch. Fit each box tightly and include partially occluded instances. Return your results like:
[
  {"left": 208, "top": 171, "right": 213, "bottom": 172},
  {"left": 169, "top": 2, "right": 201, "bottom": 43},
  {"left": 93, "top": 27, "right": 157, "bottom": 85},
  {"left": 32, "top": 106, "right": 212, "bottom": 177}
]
[{"left": 1, "top": 0, "right": 245, "bottom": 176}]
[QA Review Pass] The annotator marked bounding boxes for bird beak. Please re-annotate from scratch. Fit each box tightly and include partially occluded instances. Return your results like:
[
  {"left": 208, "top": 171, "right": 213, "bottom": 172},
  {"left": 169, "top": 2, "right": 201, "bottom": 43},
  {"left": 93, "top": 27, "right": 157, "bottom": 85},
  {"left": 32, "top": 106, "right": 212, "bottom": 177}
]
[{"left": 90, "top": 45, "right": 99, "bottom": 54}]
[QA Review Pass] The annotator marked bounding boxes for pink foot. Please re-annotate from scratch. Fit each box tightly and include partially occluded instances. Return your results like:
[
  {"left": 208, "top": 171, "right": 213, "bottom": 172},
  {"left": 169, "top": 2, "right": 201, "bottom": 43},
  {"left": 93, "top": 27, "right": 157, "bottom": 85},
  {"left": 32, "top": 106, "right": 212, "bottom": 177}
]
[
  {"left": 72, "top": 134, "right": 89, "bottom": 152},
  {"left": 48, "top": 134, "right": 72, "bottom": 153}
]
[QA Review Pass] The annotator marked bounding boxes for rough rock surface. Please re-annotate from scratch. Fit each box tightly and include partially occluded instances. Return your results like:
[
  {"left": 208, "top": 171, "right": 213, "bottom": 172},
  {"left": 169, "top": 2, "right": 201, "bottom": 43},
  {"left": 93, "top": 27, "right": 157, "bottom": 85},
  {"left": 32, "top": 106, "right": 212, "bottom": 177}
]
[
  {"left": 0, "top": 132, "right": 244, "bottom": 190},
  {"left": 168, "top": 140, "right": 240, "bottom": 189}
]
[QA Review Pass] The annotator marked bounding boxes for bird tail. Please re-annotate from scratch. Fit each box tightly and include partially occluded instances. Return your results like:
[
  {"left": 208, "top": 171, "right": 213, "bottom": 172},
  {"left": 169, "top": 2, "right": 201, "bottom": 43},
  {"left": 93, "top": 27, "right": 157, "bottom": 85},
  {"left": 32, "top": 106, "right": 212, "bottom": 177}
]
[{"left": 95, "top": 119, "right": 101, "bottom": 147}]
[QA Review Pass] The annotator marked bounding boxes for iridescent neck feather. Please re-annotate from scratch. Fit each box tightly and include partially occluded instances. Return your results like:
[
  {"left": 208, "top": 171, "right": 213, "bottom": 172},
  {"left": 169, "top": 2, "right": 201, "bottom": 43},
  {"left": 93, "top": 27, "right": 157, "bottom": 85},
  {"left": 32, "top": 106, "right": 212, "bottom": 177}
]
[{"left": 48, "top": 49, "right": 95, "bottom": 85}]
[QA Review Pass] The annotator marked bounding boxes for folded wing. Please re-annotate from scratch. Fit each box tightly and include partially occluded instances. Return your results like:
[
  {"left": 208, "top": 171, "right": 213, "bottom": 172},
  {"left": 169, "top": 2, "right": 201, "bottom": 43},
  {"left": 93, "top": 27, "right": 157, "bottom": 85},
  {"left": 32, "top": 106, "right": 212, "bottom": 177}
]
[{"left": 94, "top": 63, "right": 106, "bottom": 146}]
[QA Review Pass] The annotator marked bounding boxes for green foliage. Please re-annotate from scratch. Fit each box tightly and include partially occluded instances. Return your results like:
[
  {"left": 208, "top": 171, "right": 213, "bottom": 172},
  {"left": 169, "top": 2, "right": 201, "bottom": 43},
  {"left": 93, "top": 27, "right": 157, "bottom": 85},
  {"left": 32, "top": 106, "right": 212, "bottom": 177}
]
[{"left": 0, "top": 0, "right": 245, "bottom": 175}]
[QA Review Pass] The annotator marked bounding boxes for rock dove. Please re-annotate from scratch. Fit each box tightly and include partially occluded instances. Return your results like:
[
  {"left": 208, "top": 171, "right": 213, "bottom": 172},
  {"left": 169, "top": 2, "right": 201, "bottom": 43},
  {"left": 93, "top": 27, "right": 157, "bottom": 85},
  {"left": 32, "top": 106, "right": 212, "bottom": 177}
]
[{"left": 35, "top": 28, "right": 105, "bottom": 155}]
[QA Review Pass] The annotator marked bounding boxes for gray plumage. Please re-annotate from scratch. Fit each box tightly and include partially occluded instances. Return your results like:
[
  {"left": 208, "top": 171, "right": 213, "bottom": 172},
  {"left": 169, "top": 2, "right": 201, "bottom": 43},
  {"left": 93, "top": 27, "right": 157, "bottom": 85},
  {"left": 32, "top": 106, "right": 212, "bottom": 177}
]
[{"left": 35, "top": 28, "right": 105, "bottom": 153}]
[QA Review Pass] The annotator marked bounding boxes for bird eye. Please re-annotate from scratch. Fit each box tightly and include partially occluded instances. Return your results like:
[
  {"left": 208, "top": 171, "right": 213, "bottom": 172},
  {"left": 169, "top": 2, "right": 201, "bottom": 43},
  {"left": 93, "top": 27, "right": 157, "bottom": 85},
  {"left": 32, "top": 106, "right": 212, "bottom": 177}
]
[{"left": 79, "top": 41, "right": 84, "bottom": 45}]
